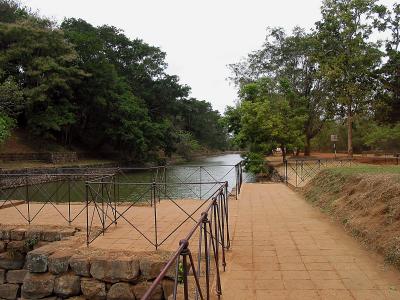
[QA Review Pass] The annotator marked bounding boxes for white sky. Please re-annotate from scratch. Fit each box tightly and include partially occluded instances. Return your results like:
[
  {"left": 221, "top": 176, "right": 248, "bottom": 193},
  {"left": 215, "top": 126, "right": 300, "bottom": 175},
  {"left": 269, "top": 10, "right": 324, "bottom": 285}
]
[{"left": 24, "top": 0, "right": 397, "bottom": 113}]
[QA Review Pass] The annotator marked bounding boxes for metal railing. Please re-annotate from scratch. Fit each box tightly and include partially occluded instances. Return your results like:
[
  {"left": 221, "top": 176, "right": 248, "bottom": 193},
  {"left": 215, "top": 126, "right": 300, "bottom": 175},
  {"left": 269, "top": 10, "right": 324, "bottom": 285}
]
[
  {"left": 141, "top": 183, "right": 230, "bottom": 300},
  {"left": 0, "top": 172, "right": 113, "bottom": 224},
  {"left": 281, "top": 158, "right": 355, "bottom": 187},
  {"left": 84, "top": 177, "right": 230, "bottom": 249}
]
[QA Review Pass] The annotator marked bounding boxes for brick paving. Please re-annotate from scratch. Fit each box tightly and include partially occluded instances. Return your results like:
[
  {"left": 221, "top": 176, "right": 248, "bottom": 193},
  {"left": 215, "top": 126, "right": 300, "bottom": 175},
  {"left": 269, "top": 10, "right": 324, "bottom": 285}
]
[{"left": 221, "top": 183, "right": 400, "bottom": 300}]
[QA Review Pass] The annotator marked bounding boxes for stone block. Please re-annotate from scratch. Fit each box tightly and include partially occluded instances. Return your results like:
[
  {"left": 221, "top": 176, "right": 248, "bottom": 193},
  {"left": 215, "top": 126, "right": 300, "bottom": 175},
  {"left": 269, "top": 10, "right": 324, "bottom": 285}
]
[
  {"left": 0, "top": 252, "right": 25, "bottom": 270},
  {"left": 26, "top": 245, "right": 57, "bottom": 273},
  {"left": 21, "top": 272, "right": 55, "bottom": 299},
  {"left": 59, "top": 228, "right": 76, "bottom": 240},
  {"left": 25, "top": 229, "right": 42, "bottom": 241},
  {"left": 139, "top": 257, "right": 172, "bottom": 280},
  {"left": 10, "top": 228, "right": 26, "bottom": 241},
  {"left": 0, "top": 227, "right": 12, "bottom": 241},
  {"left": 90, "top": 256, "right": 139, "bottom": 283},
  {"left": 65, "top": 297, "right": 86, "bottom": 300},
  {"left": 133, "top": 281, "right": 162, "bottom": 300},
  {"left": 107, "top": 282, "right": 135, "bottom": 300},
  {"left": 6, "top": 269, "right": 27, "bottom": 284},
  {"left": 49, "top": 251, "right": 72, "bottom": 274},
  {"left": 81, "top": 278, "right": 106, "bottom": 300},
  {"left": 69, "top": 255, "right": 90, "bottom": 277},
  {"left": 0, "top": 283, "right": 19, "bottom": 299},
  {"left": 0, "top": 241, "right": 5, "bottom": 253},
  {"left": 6, "top": 241, "right": 26, "bottom": 254},
  {"left": 0, "top": 269, "right": 4, "bottom": 284},
  {"left": 54, "top": 273, "right": 80, "bottom": 297},
  {"left": 41, "top": 230, "right": 60, "bottom": 242}
]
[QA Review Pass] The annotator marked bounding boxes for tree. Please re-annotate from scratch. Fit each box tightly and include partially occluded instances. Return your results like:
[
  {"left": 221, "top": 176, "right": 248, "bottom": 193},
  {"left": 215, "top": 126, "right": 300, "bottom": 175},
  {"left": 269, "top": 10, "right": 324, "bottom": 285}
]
[
  {"left": 315, "top": 0, "right": 385, "bottom": 156},
  {"left": 229, "top": 27, "right": 332, "bottom": 156},
  {"left": 230, "top": 79, "right": 306, "bottom": 161},
  {"left": 375, "top": 3, "right": 400, "bottom": 123}
]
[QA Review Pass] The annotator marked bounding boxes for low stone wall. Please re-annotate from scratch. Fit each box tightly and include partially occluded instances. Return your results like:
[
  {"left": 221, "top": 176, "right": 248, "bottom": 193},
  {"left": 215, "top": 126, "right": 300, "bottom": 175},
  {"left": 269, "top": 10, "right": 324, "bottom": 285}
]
[
  {"left": 0, "top": 166, "right": 117, "bottom": 190},
  {"left": 0, "top": 225, "right": 174, "bottom": 300},
  {"left": 0, "top": 152, "right": 78, "bottom": 164}
]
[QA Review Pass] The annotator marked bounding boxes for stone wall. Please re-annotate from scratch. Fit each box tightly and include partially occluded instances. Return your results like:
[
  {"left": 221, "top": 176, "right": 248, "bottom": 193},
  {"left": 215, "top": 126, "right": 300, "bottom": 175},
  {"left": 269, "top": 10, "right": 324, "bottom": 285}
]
[
  {"left": 0, "top": 166, "right": 117, "bottom": 190},
  {"left": 0, "top": 225, "right": 174, "bottom": 300},
  {"left": 0, "top": 152, "right": 78, "bottom": 164}
]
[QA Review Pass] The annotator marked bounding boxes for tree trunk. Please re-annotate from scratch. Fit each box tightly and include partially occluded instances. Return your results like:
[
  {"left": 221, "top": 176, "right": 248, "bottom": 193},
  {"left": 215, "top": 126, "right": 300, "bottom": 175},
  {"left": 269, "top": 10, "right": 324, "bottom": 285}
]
[
  {"left": 304, "top": 136, "right": 311, "bottom": 156},
  {"left": 347, "top": 106, "right": 353, "bottom": 157},
  {"left": 281, "top": 145, "right": 286, "bottom": 162}
]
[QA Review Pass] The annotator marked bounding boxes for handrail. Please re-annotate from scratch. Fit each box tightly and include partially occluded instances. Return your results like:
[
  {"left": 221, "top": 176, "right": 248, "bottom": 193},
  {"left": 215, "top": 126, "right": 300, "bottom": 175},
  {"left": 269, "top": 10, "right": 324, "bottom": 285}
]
[{"left": 141, "top": 182, "right": 229, "bottom": 300}]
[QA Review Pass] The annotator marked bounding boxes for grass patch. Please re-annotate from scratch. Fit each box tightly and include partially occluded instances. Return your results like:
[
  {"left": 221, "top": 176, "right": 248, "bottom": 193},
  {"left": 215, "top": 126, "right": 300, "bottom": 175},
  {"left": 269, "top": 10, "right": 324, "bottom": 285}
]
[{"left": 328, "top": 165, "right": 400, "bottom": 175}]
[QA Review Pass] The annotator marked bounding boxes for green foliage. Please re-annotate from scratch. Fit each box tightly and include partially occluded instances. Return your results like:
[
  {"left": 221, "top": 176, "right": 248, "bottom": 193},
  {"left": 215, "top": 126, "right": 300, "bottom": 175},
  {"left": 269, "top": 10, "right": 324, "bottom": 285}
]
[
  {"left": 231, "top": 79, "right": 305, "bottom": 156},
  {"left": 175, "top": 131, "right": 201, "bottom": 160},
  {"left": 0, "top": 113, "right": 14, "bottom": 144},
  {"left": 0, "top": 1, "right": 227, "bottom": 160},
  {"left": 242, "top": 152, "right": 267, "bottom": 174},
  {"left": 363, "top": 123, "right": 400, "bottom": 151},
  {"left": 229, "top": 27, "right": 331, "bottom": 155},
  {"left": 315, "top": 0, "right": 384, "bottom": 154},
  {"left": 0, "top": 77, "right": 24, "bottom": 116}
]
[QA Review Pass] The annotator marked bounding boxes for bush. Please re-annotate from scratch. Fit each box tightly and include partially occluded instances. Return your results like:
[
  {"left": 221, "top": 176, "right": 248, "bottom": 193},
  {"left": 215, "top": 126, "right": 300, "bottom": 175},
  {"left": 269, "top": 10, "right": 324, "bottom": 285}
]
[
  {"left": 0, "top": 113, "right": 14, "bottom": 144},
  {"left": 242, "top": 152, "right": 268, "bottom": 174}
]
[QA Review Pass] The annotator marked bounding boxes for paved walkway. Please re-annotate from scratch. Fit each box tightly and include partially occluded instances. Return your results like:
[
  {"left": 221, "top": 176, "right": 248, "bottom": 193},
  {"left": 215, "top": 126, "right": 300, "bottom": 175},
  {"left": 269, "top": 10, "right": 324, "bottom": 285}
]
[
  {"left": 0, "top": 200, "right": 204, "bottom": 251},
  {"left": 221, "top": 183, "right": 400, "bottom": 300}
]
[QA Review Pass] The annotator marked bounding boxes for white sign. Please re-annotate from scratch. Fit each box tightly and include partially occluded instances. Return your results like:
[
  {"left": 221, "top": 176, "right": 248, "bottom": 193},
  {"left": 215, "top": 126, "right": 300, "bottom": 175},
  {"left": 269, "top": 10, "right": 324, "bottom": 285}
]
[{"left": 331, "top": 135, "right": 338, "bottom": 142}]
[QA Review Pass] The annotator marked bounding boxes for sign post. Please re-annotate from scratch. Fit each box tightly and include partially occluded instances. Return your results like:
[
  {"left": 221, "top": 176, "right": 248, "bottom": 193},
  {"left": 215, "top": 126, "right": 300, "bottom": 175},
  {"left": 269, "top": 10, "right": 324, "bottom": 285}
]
[{"left": 331, "top": 135, "right": 338, "bottom": 159}]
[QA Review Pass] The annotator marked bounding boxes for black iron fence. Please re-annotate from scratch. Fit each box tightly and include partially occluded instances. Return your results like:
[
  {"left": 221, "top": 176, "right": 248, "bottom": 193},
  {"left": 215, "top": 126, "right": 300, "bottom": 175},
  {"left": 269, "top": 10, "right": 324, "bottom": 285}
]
[{"left": 141, "top": 184, "right": 230, "bottom": 300}]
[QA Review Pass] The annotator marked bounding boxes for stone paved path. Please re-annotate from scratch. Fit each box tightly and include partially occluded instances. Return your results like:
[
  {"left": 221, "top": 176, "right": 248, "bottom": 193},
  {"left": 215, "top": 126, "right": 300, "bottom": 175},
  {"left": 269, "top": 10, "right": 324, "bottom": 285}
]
[{"left": 221, "top": 183, "right": 400, "bottom": 300}]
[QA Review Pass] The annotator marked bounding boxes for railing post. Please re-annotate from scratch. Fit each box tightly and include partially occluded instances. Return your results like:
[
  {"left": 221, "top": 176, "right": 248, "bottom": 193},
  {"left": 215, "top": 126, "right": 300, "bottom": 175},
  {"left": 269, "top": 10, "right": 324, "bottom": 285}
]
[
  {"left": 202, "top": 213, "right": 210, "bottom": 300},
  {"left": 113, "top": 175, "right": 117, "bottom": 225},
  {"left": 86, "top": 183, "right": 89, "bottom": 246},
  {"left": 284, "top": 159, "right": 288, "bottom": 184},
  {"left": 25, "top": 170, "right": 30, "bottom": 224},
  {"left": 164, "top": 166, "right": 167, "bottom": 195},
  {"left": 180, "top": 239, "right": 190, "bottom": 300},
  {"left": 101, "top": 178, "right": 105, "bottom": 235},
  {"left": 153, "top": 182, "right": 158, "bottom": 250},
  {"left": 68, "top": 177, "right": 71, "bottom": 225},
  {"left": 199, "top": 166, "right": 202, "bottom": 200}
]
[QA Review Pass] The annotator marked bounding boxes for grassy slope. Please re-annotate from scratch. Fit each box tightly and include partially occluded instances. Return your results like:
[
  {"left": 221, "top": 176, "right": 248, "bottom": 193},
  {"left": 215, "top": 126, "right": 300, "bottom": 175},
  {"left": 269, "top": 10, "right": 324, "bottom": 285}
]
[{"left": 303, "top": 166, "right": 400, "bottom": 269}]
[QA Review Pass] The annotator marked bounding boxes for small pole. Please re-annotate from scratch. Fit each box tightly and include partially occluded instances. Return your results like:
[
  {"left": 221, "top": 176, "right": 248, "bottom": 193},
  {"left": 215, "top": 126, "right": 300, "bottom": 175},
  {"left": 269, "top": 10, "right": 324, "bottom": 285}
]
[
  {"left": 199, "top": 166, "right": 202, "bottom": 200},
  {"left": 153, "top": 182, "right": 158, "bottom": 250},
  {"left": 86, "top": 184, "right": 89, "bottom": 246},
  {"left": 26, "top": 171, "right": 30, "bottom": 224},
  {"left": 68, "top": 178, "right": 71, "bottom": 224},
  {"left": 334, "top": 142, "right": 337, "bottom": 159},
  {"left": 113, "top": 176, "right": 117, "bottom": 225},
  {"left": 180, "top": 239, "right": 190, "bottom": 300},
  {"left": 203, "top": 214, "right": 210, "bottom": 300}
]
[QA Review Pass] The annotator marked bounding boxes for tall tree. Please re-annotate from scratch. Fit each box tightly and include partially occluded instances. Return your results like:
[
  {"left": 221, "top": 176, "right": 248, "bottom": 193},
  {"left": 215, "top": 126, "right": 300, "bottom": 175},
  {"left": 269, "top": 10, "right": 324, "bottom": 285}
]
[
  {"left": 227, "top": 79, "right": 306, "bottom": 161},
  {"left": 229, "top": 27, "right": 331, "bottom": 155},
  {"left": 375, "top": 3, "right": 400, "bottom": 123},
  {"left": 315, "top": 0, "right": 385, "bottom": 156}
]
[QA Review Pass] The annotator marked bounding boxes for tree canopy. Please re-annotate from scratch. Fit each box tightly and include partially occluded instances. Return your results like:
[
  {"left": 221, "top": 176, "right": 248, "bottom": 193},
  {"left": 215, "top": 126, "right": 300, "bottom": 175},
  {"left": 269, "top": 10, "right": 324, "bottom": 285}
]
[
  {"left": 0, "top": 1, "right": 228, "bottom": 160},
  {"left": 225, "top": 0, "right": 400, "bottom": 159}
]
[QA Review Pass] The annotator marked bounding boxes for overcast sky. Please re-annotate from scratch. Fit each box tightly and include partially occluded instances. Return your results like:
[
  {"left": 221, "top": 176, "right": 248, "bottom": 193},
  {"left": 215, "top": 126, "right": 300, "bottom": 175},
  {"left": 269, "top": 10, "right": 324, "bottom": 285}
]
[{"left": 24, "top": 0, "right": 397, "bottom": 113}]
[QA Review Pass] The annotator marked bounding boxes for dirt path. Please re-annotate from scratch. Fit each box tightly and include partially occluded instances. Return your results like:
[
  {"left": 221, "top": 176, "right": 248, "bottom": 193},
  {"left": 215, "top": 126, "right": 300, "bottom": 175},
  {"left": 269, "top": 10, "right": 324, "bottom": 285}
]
[{"left": 220, "top": 183, "right": 400, "bottom": 300}]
